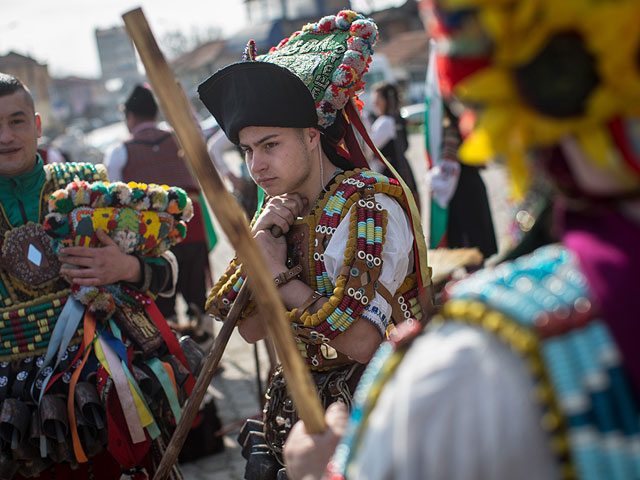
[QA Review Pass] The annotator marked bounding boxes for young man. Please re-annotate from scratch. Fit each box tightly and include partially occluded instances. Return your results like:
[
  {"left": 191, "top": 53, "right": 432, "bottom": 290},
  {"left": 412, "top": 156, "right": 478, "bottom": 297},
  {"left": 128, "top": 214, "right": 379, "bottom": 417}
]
[
  {"left": 104, "top": 84, "right": 211, "bottom": 329},
  {"left": 0, "top": 73, "right": 198, "bottom": 479},
  {"left": 199, "top": 10, "right": 430, "bottom": 479},
  {"left": 283, "top": 0, "right": 640, "bottom": 479}
]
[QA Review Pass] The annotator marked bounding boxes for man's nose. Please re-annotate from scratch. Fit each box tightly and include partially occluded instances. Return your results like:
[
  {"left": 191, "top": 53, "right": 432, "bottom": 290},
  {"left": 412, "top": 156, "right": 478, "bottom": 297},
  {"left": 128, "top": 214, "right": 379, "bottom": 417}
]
[
  {"left": 250, "top": 152, "right": 267, "bottom": 173},
  {"left": 0, "top": 124, "right": 12, "bottom": 143}
]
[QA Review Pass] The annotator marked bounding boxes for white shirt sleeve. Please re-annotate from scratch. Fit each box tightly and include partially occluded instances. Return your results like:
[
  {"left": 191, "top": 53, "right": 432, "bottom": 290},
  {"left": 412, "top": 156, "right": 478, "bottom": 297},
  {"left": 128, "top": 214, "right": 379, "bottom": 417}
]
[
  {"left": 103, "top": 143, "right": 128, "bottom": 182},
  {"left": 370, "top": 115, "right": 396, "bottom": 150},
  {"left": 323, "top": 194, "right": 414, "bottom": 336},
  {"left": 347, "top": 322, "right": 559, "bottom": 480}
]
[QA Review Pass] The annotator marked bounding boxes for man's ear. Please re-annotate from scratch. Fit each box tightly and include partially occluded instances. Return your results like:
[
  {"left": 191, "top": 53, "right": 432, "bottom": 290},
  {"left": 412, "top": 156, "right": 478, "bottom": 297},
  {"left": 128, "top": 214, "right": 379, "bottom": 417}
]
[
  {"left": 34, "top": 113, "right": 42, "bottom": 138},
  {"left": 306, "top": 127, "right": 322, "bottom": 148}
]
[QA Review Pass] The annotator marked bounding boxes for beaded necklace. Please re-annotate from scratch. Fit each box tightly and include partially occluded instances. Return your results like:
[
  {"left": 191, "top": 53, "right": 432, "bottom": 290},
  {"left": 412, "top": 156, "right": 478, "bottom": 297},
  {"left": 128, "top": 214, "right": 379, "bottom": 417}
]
[{"left": 207, "top": 169, "right": 409, "bottom": 345}]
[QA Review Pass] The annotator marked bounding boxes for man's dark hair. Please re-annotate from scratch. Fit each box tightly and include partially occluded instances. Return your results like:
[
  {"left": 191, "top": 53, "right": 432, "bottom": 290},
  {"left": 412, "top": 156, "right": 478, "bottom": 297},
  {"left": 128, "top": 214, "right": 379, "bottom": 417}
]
[
  {"left": 124, "top": 84, "right": 158, "bottom": 120},
  {"left": 0, "top": 73, "right": 35, "bottom": 112},
  {"left": 321, "top": 112, "right": 354, "bottom": 170}
]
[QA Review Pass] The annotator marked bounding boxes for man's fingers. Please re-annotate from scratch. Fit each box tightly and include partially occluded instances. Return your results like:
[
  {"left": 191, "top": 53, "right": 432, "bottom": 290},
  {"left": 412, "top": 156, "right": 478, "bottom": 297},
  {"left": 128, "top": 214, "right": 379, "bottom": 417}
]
[
  {"left": 274, "top": 208, "right": 295, "bottom": 226},
  {"left": 325, "top": 402, "right": 349, "bottom": 433},
  {"left": 59, "top": 246, "right": 95, "bottom": 257},
  {"left": 59, "top": 229, "right": 115, "bottom": 256},
  {"left": 60, "top": 255, "right": 94, "bottom": 268},
  {"left": 271, "top": 194, "right": 306, "bottom": 218},
  {"left": 68, "top": 277, "right": 101, "bottom": 287},
  {"left": 60, "top": 267, "right": 95, "bottom": 278},
  {"left": 95, "top": 228, "right": 116, "bottom": 246},
  {"left": 282, "top": 195, "right": 307, "bottom": 217},
  {"left": 274, "top": 216, "right": 292, "bottom": 234}
]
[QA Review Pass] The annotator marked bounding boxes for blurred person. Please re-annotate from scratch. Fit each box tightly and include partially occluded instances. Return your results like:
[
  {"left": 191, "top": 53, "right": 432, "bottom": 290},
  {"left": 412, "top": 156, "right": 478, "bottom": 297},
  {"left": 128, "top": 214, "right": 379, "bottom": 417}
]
[
  {"left": 0, "top": 72, "right": 200, "bottom": 479},
  {"left": 200, "top": 9, "right": 430, "bottom": 479},
  {"left": 370, "top": 82, "right": 421, "bottom": 211},
  {"left": 430, "top": 103, "right": 498, "bottom": 260},
  {"left": 283, "top": 0, "right": 640, "bottom": 479},
  {"left": 36, "top": 137, "right": 66, "bottom": 164},
  {"left": 104, "top": 84, "right": 213, "bottom": 331}
]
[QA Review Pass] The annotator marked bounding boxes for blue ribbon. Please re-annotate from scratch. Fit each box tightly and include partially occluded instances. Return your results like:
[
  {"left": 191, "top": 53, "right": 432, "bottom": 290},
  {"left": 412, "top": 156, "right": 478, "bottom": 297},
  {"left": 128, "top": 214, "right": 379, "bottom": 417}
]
[{"left": 33, "top": 296, "right": 85, "bottom": 457}]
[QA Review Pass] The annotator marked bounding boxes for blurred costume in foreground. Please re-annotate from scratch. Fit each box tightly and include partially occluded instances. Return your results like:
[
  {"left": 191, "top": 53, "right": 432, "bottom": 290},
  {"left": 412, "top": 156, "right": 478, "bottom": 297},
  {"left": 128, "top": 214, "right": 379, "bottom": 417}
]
[
  {"left": 105, "top": 85, "right": 215, "bottom": 329},
  {"left": 199, "top": 10, "right": 431, "bottom": 480},
  {"left": 283, "top": 0, "right": 640, "bottom": 479}
]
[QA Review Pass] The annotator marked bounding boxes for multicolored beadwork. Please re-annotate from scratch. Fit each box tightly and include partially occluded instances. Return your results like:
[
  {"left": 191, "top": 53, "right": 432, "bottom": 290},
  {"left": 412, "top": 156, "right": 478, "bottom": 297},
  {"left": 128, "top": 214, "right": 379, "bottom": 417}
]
[
  {"left": 329, "top": 245, "right": 640, "bottom": 479},
  {"left": 43, "top": 180, "right": 193, "bottom": 318},
  {"left": 444, "top": 245, "right": 640, "bottom": 480},
  {"left": 46, "top": 162, "right": 106, "bottom": 191},
  {"left": 295, "top": 171, "right": 400, "bottom": 341},
  {"left": 0, "top": 293, "right": 73, "bottom": 361},
  {"left": 206, "top": 169, "right": 415, "bottom": 369},
  {"left": 0, "top": 163, "right": 105, "bottom": 362}
]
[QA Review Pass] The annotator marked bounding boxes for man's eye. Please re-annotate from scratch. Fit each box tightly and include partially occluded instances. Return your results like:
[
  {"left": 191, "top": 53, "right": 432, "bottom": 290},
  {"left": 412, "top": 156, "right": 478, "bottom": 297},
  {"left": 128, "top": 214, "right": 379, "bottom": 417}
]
[{"left": 265, "top": 142, "right": 277, "bottom": 149}]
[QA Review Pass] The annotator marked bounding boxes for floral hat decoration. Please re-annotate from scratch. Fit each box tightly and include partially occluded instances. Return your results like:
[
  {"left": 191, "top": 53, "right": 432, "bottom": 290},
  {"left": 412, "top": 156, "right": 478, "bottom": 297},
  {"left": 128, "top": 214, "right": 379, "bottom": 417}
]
[
  {"left": 261, "top": 10, "right": 378, "bottom": 128},
  {"left": 44, "top": 180, "right": 193, "bottom": 317},
  {"left": 426, "top": 0, "right": 640, "bottom": 196},
  {"left": 198, "top": 10, "right": 378, "bottom": 144}
]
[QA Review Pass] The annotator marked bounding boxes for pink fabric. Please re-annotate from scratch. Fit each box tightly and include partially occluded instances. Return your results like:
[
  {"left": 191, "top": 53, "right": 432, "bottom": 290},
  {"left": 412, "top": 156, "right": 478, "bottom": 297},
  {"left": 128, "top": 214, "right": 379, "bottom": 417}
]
[{"left": 562, "top": 208, "right": 640, "bottom": 394}]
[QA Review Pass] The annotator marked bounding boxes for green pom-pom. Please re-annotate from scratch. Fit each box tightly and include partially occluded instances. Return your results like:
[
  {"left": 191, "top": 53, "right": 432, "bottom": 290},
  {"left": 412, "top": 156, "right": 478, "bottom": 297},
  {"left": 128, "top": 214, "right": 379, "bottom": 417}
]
[
  {"left": 55, "top": 196, "right": 75, "bottom": 214},
  {"left": 172, "top": 188, "right": 188, "bottom": 210},
  {"left": 175, "top": 222, "right": 187, "bottom": 239}
]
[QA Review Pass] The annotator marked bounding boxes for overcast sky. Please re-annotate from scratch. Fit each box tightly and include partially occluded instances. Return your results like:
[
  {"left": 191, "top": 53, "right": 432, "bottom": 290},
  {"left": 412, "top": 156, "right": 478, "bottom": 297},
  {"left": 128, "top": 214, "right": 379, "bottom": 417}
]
[{"left": 1, "top": 0, "right": 403, "bottom": 78}]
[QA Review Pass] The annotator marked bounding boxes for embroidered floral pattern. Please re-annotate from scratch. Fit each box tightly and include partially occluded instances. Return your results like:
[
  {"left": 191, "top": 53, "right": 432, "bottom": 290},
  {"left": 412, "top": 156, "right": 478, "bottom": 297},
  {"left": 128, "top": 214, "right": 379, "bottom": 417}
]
[{"left": 261, "top": 9, "right": 378, "bottom": 127}]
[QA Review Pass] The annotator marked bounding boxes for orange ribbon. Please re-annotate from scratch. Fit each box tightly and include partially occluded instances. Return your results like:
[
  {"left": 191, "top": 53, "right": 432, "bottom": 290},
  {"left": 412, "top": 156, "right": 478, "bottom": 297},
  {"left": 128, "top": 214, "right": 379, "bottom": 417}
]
[{"left": 67, "top": 310, "right": 96, "bottom": 463}]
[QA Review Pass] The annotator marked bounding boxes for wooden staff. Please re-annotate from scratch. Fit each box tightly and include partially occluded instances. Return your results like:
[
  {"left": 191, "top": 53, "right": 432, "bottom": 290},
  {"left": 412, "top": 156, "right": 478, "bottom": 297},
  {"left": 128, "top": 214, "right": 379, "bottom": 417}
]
[{"left": 121, "top": 8, "right": 325, "bottom": 480}]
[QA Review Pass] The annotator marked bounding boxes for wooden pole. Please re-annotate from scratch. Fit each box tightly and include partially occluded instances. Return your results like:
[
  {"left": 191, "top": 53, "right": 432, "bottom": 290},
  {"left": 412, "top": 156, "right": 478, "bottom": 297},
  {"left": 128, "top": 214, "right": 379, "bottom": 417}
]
[
  {"left": 156, "top": 282, "right": 248, "bottom": 480},
  {"left": 121, "top": 7, "right": 326, "bottom": 479}
]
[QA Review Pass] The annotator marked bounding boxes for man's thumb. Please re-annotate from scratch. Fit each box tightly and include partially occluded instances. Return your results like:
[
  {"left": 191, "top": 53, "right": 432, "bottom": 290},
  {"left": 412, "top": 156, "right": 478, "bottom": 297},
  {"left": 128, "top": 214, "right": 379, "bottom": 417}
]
[{"left": 95, "top": 228, "right": 115, "bottom": 246}]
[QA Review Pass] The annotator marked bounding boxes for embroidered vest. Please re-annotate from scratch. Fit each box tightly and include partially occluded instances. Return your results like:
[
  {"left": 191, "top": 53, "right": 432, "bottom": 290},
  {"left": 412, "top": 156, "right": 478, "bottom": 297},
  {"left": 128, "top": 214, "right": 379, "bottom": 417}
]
[
  {"left": 122, "top": 127, "right": 198, "bottom": 192},
  {"left": 207, "top": 169, "right": 423, "bottom": 371}
]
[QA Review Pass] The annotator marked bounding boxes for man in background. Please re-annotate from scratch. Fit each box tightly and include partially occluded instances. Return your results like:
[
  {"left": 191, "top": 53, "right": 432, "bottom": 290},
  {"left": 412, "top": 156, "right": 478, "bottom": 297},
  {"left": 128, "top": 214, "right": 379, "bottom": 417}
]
[{"left": 104, "top": 84, "right": 212, "bottom": 332}]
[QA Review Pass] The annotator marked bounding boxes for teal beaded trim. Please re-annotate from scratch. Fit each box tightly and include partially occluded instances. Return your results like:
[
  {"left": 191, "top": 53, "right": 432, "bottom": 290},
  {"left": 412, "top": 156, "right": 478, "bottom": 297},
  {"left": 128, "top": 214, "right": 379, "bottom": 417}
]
[
  {"left": 45, "top": 162, "right": 107, "bottom": 191},
  {"left": 448, "top": 244, "right": 640, "bottom": 480},
  {"left": 295, "top": 171, "right": 404, "bottom": 345}
]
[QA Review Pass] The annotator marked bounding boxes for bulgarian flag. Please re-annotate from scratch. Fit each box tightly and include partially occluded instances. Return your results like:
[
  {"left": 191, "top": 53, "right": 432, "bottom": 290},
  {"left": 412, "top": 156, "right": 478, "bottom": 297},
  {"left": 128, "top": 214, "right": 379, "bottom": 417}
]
[
  {"left": 199, "top": 191, "right": 218, "bottom": 251},
  {"left": 424, "top": 40, "right": 447, "bottom": 249}
]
